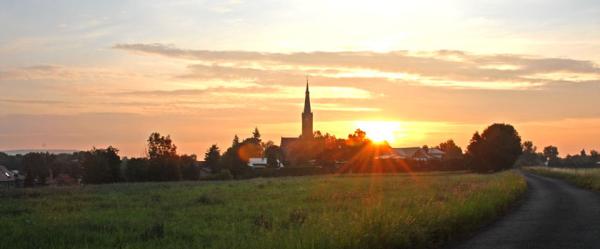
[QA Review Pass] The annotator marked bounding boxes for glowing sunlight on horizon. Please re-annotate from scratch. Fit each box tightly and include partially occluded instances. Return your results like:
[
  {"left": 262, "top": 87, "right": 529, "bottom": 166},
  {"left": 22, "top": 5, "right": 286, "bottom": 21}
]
[{"left": 354, "top": 121, "right": 405, "bottom": 144}]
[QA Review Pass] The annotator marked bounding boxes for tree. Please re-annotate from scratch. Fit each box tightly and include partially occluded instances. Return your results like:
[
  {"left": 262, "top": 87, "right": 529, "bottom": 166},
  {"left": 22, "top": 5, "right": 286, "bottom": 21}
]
[
  {"left": 124, "top": 157, "right": 149, "bottom": 182},
  {"left": 516, "top": 141, "right": 544, "bottom": 166},
  {"left": 523, "top": 141, "right": 535, "bottom": 154},
  {"left": 147, "top": 132, "right": 177, "bottom": 159},
  {"left": 591, "top": 150, "right": 599, "bottom": 162},
  {"left": 49, "top": 153, "right": 83, "bottom": 180},
  {"left": 438, "top": 140, "right": 463, "bottom": 160},
  {"left": 543, "top": 146, "right": 559, "bottom": 159},
  {"left": 252, "top": 127, "right": 261, "bottom": 143},
  {"left": 238, "top": 128, "right": 264, "bottom": 162},
  {"left": 264, "top": 144, "right": 281, "bottom": 168},
  {"left": 204, "top": 144, "right": 221, "bottom": 173},
  {"left": 543, "top": 145, "right": 560, "bottom": 166},
  {"left": 315, "top": 132, "right": 345, "bottom": 170},
  {"left": 82, "top": 146, "right": 121, "bottom": 184},
  {"left": 146, "top": 132, "right": 181, "bottom": 181},
  {"left": 466, "top": 123, "right": 522, "bottom": 173},
  {"left": 466, "top": 132, "right": 483, "bottom": 168},
  {"left": 0, "top": 152, "right": 22, "bottom": 171},
  {"left": 347, "top": 129, "right": 367, "bottom": 145},
  {"left": 221, "top": 135, "right": 250, "bottom": 178},
  {"left": 22, "top": 152, "right": 54, "bottom": 186},
  {"left": 180, "top": 154, "right": 199, "bottom": 180},
  {"left": 232, "top": 135, "right": 240, "bottom": 147}
]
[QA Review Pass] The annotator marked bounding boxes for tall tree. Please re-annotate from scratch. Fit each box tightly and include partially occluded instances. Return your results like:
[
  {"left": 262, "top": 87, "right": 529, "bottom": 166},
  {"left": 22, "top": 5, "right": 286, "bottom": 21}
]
[
  {"left": 146, "top": 132, "right": 181, "bottom": 181},
  {"left": 466, "top": 123, "right": 522, "bottom": 173},
  {"left": 204, "top": 144, "right": 221, "bottom": 173},
  {"left": 252, "top": 127, "right": 261, "bottom": 143},
  {"left": 232, "top": 135, "right": 240, "bottom": 147}
]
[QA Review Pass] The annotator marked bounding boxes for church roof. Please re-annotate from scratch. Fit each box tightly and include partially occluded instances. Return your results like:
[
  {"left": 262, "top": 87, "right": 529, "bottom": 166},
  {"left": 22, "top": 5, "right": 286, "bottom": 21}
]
[{"left": 280, "top": 137, "right": 299, "bottom": 148}]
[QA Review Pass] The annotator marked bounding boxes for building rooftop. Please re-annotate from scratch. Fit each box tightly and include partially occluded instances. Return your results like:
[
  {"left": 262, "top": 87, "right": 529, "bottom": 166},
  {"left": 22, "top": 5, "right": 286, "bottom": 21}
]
[{"left": 0, "top": 165, "right": 15, "bottom": 182}]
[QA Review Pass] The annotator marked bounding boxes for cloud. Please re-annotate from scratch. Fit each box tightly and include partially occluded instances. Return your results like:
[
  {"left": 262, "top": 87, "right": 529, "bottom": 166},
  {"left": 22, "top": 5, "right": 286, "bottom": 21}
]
[
  {"left": 0, "top": 98, "right": 66, "bottom": 105},
  {"left": 0, "top": 64, "right": 145, "bottom": 81},
  {"left": 114, "top": 84, "right": 372, "bottom": 101},
  {"left": 113, "top": 43, "right": 600, "bottom": 90},
  {"left": 115, "top": 85, "right": 279, "bottom": 96}
]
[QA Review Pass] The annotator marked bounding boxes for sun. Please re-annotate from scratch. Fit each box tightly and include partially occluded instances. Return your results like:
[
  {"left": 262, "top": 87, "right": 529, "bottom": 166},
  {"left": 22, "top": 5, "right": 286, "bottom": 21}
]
[{"left": 355, "top": 121, "right": 401, "bottom": 144}]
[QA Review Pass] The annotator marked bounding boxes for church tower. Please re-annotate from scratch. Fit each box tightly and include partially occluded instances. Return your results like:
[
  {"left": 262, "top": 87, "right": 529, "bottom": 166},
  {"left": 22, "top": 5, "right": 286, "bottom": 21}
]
[{"left": 301, "top": 79, "right": 313, "bottom": 139}]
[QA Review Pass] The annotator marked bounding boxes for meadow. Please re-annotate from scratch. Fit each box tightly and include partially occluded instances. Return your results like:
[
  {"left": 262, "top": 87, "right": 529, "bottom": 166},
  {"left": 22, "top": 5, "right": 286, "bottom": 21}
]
[
  {"left": 0, "top": 171, "right": 525, "bottom": 249},
  {"left": 525, "top": 167, "right": 600, "bottom": 191}
]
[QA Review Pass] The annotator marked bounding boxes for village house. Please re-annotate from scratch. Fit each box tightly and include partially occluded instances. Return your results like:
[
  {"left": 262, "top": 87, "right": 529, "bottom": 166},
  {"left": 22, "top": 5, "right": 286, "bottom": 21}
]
[
  {"left": 247, "top": 157, "right": 283, "bottom": 169},
  {"left": 0, "top": 165, "right": 24, "bottom": 188}
]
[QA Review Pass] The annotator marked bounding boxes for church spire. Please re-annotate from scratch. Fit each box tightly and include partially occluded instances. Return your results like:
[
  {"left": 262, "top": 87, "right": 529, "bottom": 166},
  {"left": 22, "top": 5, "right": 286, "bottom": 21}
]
[
  {"left": 301, "top": 76, "right": 313, "bottom": 139},
  {"left": 303, "top": 77, "right": 311, "bottom": 114}
]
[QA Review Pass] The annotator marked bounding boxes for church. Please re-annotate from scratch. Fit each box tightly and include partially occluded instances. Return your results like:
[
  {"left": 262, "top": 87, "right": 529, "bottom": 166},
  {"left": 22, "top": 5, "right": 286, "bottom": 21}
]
[{"left": 280, "top": 80, "right": 314, "bottom": 164}]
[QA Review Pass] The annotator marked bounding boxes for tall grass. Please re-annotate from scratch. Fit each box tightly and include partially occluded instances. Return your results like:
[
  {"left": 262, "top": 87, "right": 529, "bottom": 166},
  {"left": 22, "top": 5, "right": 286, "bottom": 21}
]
[
  {"left": 0, "top": 171, "right": 525, "bottom": 249},
  {"left": 525, "top": 166, "right": 600, "bottom": 191}
]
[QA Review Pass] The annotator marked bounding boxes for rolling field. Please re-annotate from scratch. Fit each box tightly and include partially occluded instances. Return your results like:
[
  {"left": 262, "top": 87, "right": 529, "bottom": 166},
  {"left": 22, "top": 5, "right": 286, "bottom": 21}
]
[
  {"left": 525, "top": 167, "right": 600, "bottom": 191},
  {"left": 0, "top": 171, "right": 525, "bottom": 249}
]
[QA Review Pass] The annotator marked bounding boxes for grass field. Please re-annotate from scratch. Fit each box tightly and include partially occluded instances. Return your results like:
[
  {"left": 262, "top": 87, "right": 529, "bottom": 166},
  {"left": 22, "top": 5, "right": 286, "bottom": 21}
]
[
  {"left": 0, "top": 171, "right": 525, "bottom": 249},
  {"left": 525, "top": 167, "right": 600, "bottom": 191}
]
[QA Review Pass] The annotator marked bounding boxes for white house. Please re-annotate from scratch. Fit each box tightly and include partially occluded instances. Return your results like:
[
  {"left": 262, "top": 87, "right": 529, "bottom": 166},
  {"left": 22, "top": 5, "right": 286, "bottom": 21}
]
[{"left": 247, "top": 158, "right": 283, "bottom": 169}]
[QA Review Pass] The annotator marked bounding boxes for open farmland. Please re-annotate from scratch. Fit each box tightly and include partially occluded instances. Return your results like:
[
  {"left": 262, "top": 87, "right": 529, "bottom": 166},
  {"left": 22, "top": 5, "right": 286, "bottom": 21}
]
[{"left": 0, "top": 171, "right": 525, "bottom": 249}]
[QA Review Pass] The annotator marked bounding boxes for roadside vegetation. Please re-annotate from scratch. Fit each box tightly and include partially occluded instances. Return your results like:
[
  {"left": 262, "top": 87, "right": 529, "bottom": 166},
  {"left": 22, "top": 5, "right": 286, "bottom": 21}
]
[
  {"left": 525, "top": 167, "right": 600, "bottom": 191},
  {"left": 0, "top": 171, "right": 525, "bottom": 249}
]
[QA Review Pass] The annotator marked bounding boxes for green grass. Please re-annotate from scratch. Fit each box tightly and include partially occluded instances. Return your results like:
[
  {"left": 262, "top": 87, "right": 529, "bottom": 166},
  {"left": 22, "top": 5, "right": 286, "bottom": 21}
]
[
  {"left": 0, "top": 171, "right": 525, "bottom": 249},
  {"left": 525, "top": 166, "right": 600, "bottom": 191}
]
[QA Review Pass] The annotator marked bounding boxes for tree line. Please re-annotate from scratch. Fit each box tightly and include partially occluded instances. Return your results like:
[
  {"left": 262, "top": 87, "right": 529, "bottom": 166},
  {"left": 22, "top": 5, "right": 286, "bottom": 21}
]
[
  {"left": 1, "top": 123, "right": 594, "bottom": 186},
  {"left": 0, "top": 132, "right": 200, "bottom": 185},
  {"left": 516, "top": 142, "right": 599, "bottom": 168},
  {"left": 0, "top": 128, "right": 281, "bottom": 185}
]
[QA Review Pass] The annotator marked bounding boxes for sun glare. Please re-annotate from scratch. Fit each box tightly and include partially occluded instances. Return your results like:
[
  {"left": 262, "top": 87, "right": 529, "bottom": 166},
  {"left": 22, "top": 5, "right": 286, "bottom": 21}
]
[{"left": 355, "top": 121, "right": 402, "bottom": 144}]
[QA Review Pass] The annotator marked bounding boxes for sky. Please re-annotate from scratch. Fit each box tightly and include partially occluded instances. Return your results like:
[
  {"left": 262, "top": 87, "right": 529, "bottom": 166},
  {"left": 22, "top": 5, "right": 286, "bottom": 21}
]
[{"left": 1, "top": 0, "right": 599, "bottom": 157}]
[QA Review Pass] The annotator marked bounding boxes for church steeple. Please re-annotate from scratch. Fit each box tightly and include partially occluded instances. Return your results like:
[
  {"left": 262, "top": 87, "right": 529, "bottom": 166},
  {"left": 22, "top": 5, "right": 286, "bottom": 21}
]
[
  {"left": 303, "top": 79, "right": 311, "bottom": 114},
  {"left": 301, "top": 77, "right": 313, "bottom": 139}
]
